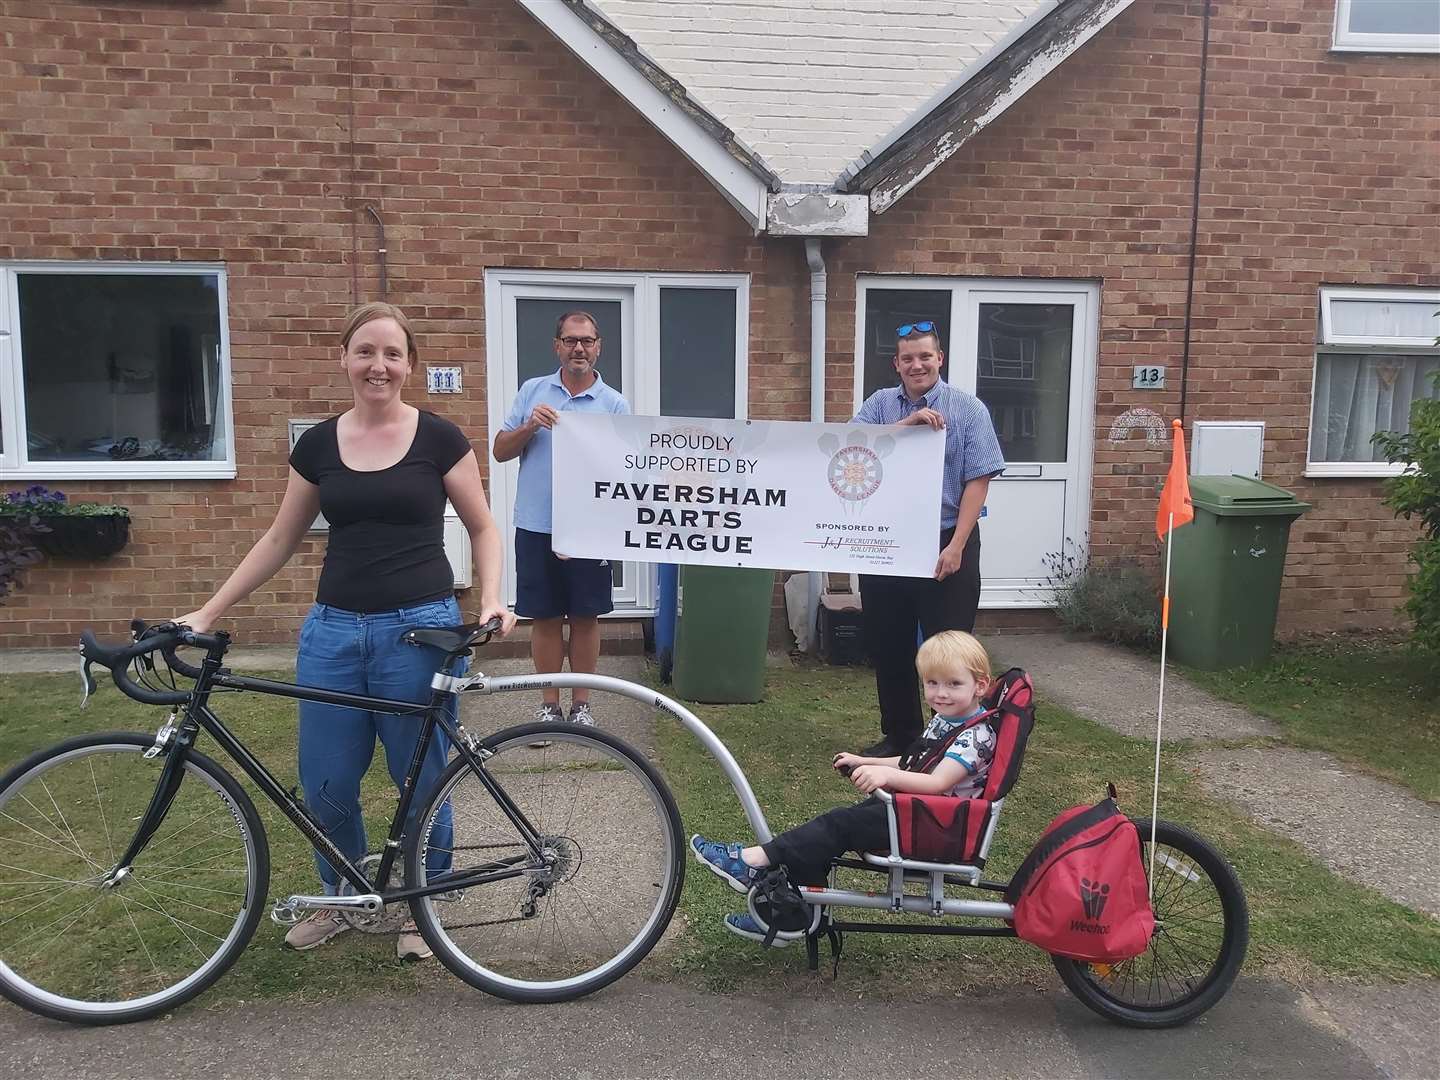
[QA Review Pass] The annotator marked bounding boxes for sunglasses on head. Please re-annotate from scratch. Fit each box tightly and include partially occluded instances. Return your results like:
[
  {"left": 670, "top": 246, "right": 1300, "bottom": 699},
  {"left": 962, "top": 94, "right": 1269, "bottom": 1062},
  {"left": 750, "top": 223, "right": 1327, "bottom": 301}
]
[{"left": 896, "top": 321, "right": 937, "bottom": 337}]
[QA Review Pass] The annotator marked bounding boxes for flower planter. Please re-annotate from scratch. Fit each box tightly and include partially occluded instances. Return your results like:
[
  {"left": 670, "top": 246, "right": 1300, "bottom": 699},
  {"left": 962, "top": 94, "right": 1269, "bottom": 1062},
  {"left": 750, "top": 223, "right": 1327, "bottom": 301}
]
[{"left": 34, "top": 514, "right": 131, "bottom": 560}]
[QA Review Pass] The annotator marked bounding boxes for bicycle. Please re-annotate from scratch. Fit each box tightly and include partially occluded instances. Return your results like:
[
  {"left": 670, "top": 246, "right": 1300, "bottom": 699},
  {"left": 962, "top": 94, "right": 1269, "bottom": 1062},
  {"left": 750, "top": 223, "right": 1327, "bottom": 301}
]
[{"left": 0, "top": 619, "right": 685, "bottom": 1025}]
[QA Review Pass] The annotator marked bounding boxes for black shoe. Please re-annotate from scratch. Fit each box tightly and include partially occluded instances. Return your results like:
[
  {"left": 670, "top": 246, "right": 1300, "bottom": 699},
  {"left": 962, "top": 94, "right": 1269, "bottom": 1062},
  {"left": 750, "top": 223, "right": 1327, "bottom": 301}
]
[{"left": 862, "top": 738, "right": 902, "bottom": 757}]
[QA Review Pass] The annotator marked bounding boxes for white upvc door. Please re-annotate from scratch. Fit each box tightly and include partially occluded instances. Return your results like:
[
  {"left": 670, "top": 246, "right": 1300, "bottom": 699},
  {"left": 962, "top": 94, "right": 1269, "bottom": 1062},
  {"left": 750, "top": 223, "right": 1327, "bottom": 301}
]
[
  {"left": 854, "top": 277, "right": 1098, "bottom": 607},
  {"left": 484, "top": 268, "right": 750, "bottom": 615}
]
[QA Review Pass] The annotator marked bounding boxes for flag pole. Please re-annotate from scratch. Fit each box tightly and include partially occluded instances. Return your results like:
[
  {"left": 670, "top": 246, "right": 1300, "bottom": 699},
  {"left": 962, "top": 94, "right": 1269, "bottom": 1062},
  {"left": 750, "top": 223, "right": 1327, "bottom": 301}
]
[{"left": 1150, "top": 509, "right": 1175, "bottom": 900}]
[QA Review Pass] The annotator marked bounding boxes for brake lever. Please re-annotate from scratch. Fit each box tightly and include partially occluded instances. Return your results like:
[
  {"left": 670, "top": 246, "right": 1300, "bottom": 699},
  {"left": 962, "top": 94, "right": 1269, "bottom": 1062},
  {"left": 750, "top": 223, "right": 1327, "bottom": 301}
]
[{"left": 79, "top": 659, "right": 98, "bottom": 709}]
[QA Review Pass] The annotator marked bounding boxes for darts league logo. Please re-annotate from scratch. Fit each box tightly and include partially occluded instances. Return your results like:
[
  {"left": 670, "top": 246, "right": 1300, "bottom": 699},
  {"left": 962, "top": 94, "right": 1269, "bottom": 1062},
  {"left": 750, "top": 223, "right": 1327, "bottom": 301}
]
[
  {"left": 819, "top": 430, "right": 893, "bottom": 517},
  {"left": 826, "top": 444, "right": 882, "bottom": 501}
]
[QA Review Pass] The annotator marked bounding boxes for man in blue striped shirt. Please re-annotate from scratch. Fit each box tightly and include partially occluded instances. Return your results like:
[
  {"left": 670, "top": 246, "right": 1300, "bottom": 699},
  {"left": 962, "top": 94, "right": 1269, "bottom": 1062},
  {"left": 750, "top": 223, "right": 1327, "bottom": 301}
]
[{"left": 852, "top": 321, "right": 1005, "bottom": 757}]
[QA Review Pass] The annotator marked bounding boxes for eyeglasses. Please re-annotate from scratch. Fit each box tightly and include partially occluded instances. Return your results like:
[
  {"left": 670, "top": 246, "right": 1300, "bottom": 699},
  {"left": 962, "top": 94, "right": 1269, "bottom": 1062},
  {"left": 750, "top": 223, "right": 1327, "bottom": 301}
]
[
  {"left": 896, "top": 321, "right": 937, "bottom": 337},
  {"left": 558, "top": 336, "right": 599, "bottom": 349}
]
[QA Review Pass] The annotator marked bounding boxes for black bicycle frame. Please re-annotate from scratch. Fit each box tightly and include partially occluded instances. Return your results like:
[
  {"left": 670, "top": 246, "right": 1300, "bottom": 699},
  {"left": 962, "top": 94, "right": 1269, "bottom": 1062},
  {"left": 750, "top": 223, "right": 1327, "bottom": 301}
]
[{"left": 118, "top": 648, "right": 547, "bottom": 902}]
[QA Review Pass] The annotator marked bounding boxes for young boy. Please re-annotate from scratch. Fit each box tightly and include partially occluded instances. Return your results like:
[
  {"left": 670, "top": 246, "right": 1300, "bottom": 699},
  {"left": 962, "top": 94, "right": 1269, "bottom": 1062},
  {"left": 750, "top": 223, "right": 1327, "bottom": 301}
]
[{"left": 691, "top": 630, "right": 997, "bottom": 946}]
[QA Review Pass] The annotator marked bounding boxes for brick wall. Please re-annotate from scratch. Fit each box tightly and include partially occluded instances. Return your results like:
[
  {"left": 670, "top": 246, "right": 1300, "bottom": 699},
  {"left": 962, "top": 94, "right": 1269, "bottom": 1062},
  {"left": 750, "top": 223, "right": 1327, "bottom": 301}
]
[
  {"left": 828, "top": 0, "right": 1439, "bottom": 635},
  {"left": 0, "top": 0, "right": 780, "bottom": 646},
  {"left": 1, "top": 0, "right": 1434, "bottom": 647}
]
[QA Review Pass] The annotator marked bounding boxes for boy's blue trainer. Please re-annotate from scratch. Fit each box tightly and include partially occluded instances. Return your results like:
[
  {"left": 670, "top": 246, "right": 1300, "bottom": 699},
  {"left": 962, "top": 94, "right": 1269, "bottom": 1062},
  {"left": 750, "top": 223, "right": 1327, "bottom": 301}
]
[
  {"left": 689, "top": 835, "right": 761, "bottom": 894},
  {"left": 723, "top": 912, "right": 792, "bottom": 948}
]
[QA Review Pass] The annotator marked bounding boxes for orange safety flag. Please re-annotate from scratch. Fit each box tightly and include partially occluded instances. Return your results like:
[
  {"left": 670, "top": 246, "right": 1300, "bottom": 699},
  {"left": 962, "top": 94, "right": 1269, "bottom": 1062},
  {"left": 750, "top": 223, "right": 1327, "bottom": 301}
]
[{"left": 1155, "top": 419, "right": 1195, "bottom": 540}]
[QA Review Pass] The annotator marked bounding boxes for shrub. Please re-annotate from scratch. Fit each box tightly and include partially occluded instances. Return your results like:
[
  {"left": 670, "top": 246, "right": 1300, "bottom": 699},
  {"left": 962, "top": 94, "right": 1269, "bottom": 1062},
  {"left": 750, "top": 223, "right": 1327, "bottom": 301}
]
[
  {"left": 1042, "top": 540, "right": 1161, "bottom": 651},
  {"left": 1373, "top": 366, "right": 1440, "bottom": 655}
]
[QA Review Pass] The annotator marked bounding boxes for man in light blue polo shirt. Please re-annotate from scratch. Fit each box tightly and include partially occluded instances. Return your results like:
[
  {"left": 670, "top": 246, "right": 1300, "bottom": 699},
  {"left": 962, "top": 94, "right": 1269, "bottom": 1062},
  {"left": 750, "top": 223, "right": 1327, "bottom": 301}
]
[
  {"left": 852, "top": 320, "right": 1005, "bottom": 757},
  {"left": 494, "top": 311, "right": 630, "bottom": 727}
]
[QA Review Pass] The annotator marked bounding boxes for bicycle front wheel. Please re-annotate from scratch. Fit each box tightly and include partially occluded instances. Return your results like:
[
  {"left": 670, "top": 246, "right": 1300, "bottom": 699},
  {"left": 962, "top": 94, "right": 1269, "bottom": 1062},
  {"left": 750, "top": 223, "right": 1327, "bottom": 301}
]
[
  {"left": 406, "top": 722, "right": 684, "bottom": 1003},
  {"left": 0, "top": 733, "right": 269, "bottom": 1025}
]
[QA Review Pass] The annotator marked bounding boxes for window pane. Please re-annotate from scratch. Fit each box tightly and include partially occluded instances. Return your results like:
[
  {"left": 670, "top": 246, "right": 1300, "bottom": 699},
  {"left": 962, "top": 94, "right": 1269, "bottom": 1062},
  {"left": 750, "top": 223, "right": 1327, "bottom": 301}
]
[
  {"left": 660, "top": 288, "right": 736, "bottom": 419},
  {"left": 514, "top": 298, "right": 624, "bottom": 396},
  {"left": 861, "top": 289, "right": 951, "bottom": 400},
  {"left": 18, "top": 273, "right": 225, "bottom": 463},
  {"left": 975, "top": 303, "right": 1073, "bottom": 462},
  {"left": 1310, "top": 352, "right": 1440, "bottom": 462},
  {"left": 1347, "top": 0, "right": 1440, "bottom": 35},
  {"left": 1329, "top": 297, "right": 1440, "bottom": 341}
]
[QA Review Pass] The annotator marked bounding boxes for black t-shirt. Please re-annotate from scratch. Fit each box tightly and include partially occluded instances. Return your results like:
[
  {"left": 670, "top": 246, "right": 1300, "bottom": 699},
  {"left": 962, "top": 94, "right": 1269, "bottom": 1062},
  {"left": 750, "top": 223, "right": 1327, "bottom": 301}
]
[{"left": 289, "top": 410, "right": 472, "bottom": 612}]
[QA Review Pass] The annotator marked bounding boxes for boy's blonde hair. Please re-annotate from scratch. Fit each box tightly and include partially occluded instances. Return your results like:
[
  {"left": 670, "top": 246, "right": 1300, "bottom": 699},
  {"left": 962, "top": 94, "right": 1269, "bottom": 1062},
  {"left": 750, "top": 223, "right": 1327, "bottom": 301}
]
[{"left": 915, "top": 630, "right": 992, "bottom": 685}]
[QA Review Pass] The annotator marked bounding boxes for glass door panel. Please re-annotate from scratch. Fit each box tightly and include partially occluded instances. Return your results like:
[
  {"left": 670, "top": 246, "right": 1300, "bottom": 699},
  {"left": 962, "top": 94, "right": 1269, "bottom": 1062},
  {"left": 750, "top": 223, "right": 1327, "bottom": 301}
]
[{"left": 975, "top": 302, "right": 1073, "bottom": 464}]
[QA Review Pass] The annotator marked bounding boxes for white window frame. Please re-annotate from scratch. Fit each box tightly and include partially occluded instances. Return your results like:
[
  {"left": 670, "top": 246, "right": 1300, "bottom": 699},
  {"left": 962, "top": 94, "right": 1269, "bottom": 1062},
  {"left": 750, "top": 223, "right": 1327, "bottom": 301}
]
[
  {"left": 0, "top": 261, "right": 236, "bottom": 480},
  {"left": 483, "top": 267, "right": 750, "bottom": 614},
  {"left": 1332, "top": 0, "right": 1440, "bottom": 53},
  {"left": 1307, "top": 285, "right": 1440, "bottom": 477}
]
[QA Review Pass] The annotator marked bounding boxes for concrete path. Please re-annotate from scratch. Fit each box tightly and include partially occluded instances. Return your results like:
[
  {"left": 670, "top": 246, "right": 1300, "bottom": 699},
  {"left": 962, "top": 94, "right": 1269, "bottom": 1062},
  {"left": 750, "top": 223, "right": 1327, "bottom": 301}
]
[
  {"left": 989, "top": 633, "right": 1279, "bottom": 741},
  {"left": 2, "top": 974, "right": 1434, "bottom": 1080},
  {"left": 1191, "top": 747, "right": 1440, "bottom": 918}
]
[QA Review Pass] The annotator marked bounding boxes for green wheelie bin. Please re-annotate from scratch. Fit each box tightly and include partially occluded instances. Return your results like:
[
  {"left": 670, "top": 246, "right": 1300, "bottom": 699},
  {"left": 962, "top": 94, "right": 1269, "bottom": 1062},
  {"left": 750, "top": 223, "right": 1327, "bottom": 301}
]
[
  {"left": 671, "top": 565, "right": 774, "bottom": 703},
  {"left": 1168, "top": 475, "right": 1310, "bottom": 670}
]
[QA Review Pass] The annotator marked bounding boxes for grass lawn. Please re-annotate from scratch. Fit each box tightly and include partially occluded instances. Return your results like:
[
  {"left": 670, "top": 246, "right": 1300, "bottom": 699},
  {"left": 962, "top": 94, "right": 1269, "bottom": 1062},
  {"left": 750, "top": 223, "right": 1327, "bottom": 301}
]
[
  {"left": 1183, "top": 634, "right": 1440, "bottom": 803},
  {"left": 0, "top": 658, "right": 1435, "bottom": 1013}
]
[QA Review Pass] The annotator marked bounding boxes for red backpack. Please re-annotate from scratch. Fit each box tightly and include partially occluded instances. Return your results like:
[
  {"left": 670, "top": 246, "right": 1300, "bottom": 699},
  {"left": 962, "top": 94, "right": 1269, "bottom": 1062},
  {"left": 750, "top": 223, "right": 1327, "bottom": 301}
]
[{"left": 1004, "top": 795, "right": 1155, "bottom": 962}]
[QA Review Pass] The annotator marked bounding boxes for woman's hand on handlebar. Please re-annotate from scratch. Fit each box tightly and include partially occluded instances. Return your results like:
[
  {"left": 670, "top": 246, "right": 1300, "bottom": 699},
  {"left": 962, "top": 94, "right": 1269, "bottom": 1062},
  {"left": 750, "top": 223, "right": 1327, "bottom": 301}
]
[{"left": 173, "top": 609, "right": 215, "bottom": 635}]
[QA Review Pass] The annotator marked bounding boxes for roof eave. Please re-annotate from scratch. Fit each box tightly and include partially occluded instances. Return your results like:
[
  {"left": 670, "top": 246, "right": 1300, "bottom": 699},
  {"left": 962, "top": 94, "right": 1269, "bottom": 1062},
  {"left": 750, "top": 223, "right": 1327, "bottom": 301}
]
[{"left": 838, "top": 0, "right": 1136, "bottom": 213}]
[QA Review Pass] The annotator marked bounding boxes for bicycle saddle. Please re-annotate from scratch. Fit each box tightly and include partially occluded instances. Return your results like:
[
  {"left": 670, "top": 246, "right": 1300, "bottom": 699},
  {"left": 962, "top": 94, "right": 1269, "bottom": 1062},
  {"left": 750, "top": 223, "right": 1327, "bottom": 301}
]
[{"left": 400, "top": 616, "right": 502, "bottom": 654}]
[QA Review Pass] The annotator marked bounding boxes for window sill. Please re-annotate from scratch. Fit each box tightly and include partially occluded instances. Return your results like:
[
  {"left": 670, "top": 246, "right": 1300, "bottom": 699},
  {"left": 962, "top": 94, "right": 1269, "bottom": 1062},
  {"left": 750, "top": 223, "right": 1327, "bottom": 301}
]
[
  {"left": 1328, "top": 43, "right": 1440, "bottom": 55},
  {"left": 1304, "top": 463, "right": 1409, "bottom": 479},
  {"left": 0, "top": 464, "right": 237, "bottom": 481}
]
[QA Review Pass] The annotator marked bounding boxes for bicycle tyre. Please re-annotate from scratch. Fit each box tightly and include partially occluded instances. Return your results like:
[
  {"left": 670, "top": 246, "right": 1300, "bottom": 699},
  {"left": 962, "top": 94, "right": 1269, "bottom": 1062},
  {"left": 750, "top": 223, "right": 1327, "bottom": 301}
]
[
  {"left": 1051, "top": 818, "right": 1248, "bottom": 1028},
  {"left": 406, "top": 721, "right": 684, "bottom": 1004},
  {"left": 0, "top": 732, "right": 270, "bottom": 1025}
]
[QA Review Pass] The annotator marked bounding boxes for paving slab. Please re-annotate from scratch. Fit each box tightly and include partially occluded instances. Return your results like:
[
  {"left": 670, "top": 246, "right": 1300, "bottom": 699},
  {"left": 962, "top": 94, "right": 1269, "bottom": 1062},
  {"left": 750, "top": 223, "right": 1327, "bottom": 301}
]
[
  {"left": 1190, "top": 746, "right": 1440, "bottom": 918},
  {"left": 988, "top": 632, "right": 1281, "bottom": 741}
]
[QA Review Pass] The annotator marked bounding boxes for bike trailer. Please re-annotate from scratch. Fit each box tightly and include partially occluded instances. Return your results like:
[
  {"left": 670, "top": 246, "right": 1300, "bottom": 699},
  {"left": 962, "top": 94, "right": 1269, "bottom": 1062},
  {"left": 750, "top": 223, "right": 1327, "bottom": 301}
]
[{"left": 1004, "top": 796, "right": 1154, "bottom": 962}]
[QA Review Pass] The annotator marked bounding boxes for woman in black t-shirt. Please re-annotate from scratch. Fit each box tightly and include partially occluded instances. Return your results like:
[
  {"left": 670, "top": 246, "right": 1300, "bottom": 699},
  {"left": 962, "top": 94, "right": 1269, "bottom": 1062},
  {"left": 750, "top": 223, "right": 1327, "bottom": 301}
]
[{"left": 178, "top": 302, "right": 515, "bottom": 959}]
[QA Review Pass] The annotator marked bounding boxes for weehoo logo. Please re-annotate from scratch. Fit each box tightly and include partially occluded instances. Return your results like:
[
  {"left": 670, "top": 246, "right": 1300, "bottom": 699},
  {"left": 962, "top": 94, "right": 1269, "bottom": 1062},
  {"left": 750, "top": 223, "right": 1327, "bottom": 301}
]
[{"left": 1079, "top": 876, "right": 1111, "bottom": 920}]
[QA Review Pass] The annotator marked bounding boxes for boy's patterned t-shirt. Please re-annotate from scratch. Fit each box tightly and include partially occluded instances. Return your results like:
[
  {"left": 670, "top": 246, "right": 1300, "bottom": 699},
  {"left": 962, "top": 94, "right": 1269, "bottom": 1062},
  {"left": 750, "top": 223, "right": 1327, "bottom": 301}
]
[{"left": 919, "top": 710, "right": 997, "bottom": 798}]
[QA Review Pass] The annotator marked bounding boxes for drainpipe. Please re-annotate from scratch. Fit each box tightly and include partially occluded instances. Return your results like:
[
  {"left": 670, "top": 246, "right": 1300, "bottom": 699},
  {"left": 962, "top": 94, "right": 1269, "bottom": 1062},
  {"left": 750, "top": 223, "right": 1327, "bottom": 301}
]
[{"left": 805, "top": 238, "right": 827, "bottom": 654}]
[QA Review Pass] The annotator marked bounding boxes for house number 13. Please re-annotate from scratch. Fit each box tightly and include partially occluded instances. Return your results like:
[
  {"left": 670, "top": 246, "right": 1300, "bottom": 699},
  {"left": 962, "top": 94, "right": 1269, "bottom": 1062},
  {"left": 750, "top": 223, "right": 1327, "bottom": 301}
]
[{"left": 1132, "top": 365, "right": 1166, "bottom": 389}]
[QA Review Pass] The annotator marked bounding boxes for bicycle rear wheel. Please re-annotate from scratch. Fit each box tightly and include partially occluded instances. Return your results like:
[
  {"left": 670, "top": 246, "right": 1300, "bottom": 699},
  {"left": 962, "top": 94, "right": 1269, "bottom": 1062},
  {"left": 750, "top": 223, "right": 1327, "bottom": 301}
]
[
  {"left": 1051, "top": 818, "right": 1248, "bottom": 1028},
  {"left": 0, "top": 733, "right": 269, "bottom": 1024},
  {"left": 406, "top": 722, "right": 684, "bottom": 1003}
]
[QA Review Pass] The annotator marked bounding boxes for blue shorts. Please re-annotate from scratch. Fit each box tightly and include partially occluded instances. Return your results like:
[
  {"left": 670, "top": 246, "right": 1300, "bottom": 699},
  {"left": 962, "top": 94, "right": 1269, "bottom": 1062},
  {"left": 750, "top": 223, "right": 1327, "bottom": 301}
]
[{"left": 514, "top": 527, "right": 615, "bottom": 619}]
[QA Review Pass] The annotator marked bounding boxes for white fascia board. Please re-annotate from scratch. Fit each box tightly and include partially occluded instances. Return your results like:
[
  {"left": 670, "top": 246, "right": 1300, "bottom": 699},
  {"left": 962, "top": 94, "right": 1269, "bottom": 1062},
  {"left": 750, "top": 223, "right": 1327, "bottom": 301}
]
[
  {"left": 517, "top": 0, "right": 769, "bottom": 230},
  {"left": 766, "top": 192, "right": 869, "bottom": 237}
]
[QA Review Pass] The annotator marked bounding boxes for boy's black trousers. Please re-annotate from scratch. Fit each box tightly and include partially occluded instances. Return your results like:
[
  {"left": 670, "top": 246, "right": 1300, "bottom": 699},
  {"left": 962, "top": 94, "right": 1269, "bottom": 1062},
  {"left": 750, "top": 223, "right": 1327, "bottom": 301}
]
[{"left": 761, "top": 798, "right": 892, "bottom": 886}]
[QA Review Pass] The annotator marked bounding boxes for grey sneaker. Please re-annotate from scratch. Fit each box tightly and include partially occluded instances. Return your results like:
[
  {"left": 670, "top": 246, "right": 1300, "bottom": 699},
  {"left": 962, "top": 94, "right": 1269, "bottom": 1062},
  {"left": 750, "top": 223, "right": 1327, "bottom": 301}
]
[
  {"left": 396, "top": 920, "right": 432, "bottom": 962},
  {"left": 283, "top": 909, "right": 350, "bottom": 951},
  {"left": 567, "top": 702, "right": 596, "bottom": 726},
  {"left": 529, "top": 702, "right": 564, "bottom": 748}
]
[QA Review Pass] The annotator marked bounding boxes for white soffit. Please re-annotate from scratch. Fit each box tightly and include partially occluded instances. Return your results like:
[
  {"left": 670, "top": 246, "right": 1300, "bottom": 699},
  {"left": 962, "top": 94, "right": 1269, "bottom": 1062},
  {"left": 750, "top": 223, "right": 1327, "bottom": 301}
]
[
  {"left": 588, "top": 0, "right": 1054, "bottom": 186},
  {"left": 517, "top": 0, "right": 771, "bottom": 229}
]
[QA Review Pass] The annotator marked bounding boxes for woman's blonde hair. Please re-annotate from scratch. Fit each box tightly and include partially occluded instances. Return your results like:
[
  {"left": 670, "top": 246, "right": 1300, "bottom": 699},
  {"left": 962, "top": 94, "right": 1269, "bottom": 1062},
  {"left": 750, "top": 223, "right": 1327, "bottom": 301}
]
[
  {"left": 915, "top": 630, "right": 992, "bottom": 685},
  {"left": 340, "top": 302, "right": 417, "bottom": 363}
]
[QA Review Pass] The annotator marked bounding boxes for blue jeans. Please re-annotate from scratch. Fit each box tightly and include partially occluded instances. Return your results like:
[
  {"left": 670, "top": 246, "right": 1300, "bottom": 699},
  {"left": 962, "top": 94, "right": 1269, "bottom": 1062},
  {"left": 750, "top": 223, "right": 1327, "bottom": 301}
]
[{"left": 296, "top": 598, "right": 461, "bottom": 893}]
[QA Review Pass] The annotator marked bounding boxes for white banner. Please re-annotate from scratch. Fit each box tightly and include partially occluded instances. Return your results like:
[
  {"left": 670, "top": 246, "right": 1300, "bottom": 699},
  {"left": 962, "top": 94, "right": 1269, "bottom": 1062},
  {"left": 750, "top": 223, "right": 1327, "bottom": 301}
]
[{"left": 551, "top": 414, "right": 943, "bottom": 577}]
